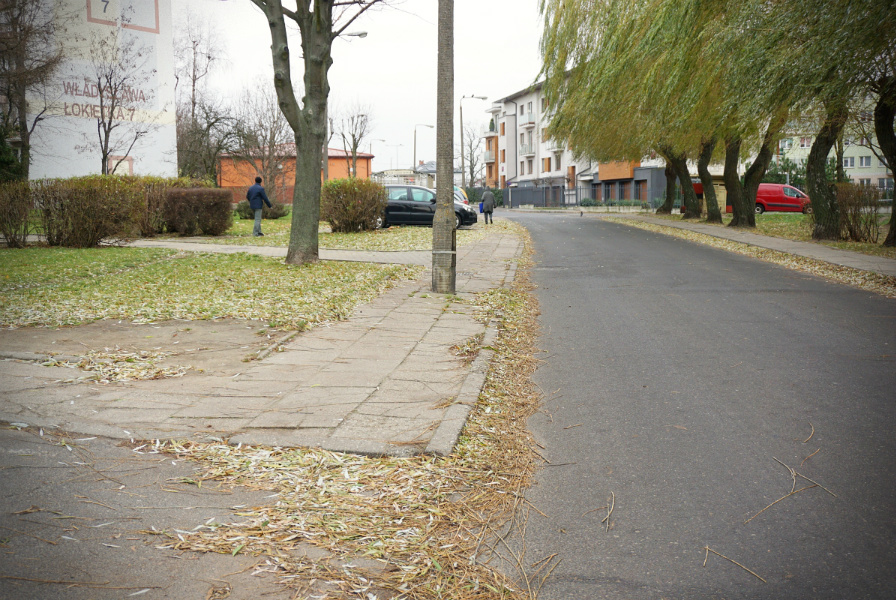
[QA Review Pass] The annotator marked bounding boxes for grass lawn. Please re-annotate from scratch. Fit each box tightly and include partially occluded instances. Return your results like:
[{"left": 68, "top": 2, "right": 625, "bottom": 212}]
[
  {"left": 652, "top": 212, "right": 896, "bottom": 260},
  {"left": 165, "top": 215, "right": 509, "bottom": 252},
  {"left": 0, "top": 246, "right": 421, "bottom": 329}
]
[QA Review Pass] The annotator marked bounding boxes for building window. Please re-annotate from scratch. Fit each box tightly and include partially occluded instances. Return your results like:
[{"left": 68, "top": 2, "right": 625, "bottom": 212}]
[
  {"left": 527, "top": 101, "right": 532, "bottom": 113},
  {"left": 800, "top": 137, "right": 812, "bottom": 148},
  {"left": 780, "top": 138, "right": 793, "bottom": 150},
  {"left": 519, "top": 105, "right": 524, "bottom": 115},
  {"left": 541, "top": 98, "right": 547, "bottom": 112},
  {"left": 859, "top": 156, "right": 871, "bottom": 167},
  {"left": 500, "top": 122, "right": 505, "bottom": 136},
  {"left": 500, "top": 149, "right": 505, "bottom": 163},
  {"left": 844, "top": 137, "right": 853, "bottom": 147},
  {"left": 858, "top": 178, "right": 871, "bottom": 186},
  {"left": 527, "top": 159, "right": 533, "bottom": 174},
  {"left": 555, "top": 153, "right": 561, "bottom": 170},
  {"left": 880, "top": 178, "right": 894, "bottom": 189},
  {"left": 520, "top": 161, "right": 525, "bottom": 174},
  {"left": 542, "top": 157, "right": 551, "bottom": 172},
  {"left": 843, "top": 156, "right": 855, "bottom": 168},
  {"left": 859, "top": 137, "right": 870, "bottom": 146},
  {"left": 520, "top": 133, "right": 524, "bottom": 145}
]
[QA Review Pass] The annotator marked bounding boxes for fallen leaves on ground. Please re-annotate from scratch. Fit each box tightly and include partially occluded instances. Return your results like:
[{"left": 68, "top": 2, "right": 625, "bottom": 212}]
[
  {"left": 42, "top": 348, "right": 190, "bottom": 383},
  {"left": 0, "top": 250, "right": 422, "bottom": 329},
  {"left": 143, "top": 225, "right": 544, "bottom": 599},
  {"left": 175, "top": 219, "right": 516, "bottom": 252}
]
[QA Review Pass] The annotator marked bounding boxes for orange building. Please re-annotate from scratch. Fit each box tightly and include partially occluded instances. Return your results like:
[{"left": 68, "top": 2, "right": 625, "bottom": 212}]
[{"left": 218, "top": 145, "right": 374, "bottom": 204}]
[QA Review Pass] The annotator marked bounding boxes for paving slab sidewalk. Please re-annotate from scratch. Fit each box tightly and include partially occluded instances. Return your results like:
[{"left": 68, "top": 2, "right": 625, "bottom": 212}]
[{"left": 0, "top": 227, "right": 522, "bottom": 457}]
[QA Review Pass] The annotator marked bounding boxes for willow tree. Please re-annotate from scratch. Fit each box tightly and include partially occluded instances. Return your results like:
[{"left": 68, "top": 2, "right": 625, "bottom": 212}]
[
  {"left": 539, "top": 0, "right": 765, "bottom": 224},
  {"left": 713, "top": 0, "right": 896, "bottom": 239},
  {"left": 248, "top": 1, "right": 384, "bottom": 265}
]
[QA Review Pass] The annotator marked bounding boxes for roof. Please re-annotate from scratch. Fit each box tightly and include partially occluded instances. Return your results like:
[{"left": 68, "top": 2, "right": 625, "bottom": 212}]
[{"left": 222, "top": 144, "right": 374, "bottom": 159}]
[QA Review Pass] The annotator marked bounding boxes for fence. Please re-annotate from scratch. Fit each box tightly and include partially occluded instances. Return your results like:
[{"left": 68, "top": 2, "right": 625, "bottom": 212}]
[{"left": 505, "top": 186, "right": 666, "bottom": 210}]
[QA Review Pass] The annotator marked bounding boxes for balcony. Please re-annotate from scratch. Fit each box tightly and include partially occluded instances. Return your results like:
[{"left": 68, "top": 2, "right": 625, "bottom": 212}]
[
  {"left": 520, "top": 144, "right": 536, "bottom": 156},
  {"left": 484, "top": 150, "right": 496, "bottom": 163},
  {"left": 520, "top": 112, "right": 536, "bottom": 128},
  {"left": 546, "top": 139, "right": 565, "bottom": 153}
]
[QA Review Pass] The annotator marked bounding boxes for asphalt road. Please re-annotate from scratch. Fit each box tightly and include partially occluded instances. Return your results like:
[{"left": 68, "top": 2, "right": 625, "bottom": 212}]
[{"left": 502, "top": 212, "right": 896, "bottom": 600}]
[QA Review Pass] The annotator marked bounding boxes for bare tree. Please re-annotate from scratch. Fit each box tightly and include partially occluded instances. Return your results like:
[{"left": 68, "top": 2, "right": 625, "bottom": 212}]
[
  {"left": 76, "top": 27, "right": 158, "bottom": 175},
  {"left": 173, "top": 12, "right": 224, "bottom": 124},
  {"left": 176, "top": 98, "right": 235, "bottom": 182},
  {"left": 248, "top": 0, "right": 386, "bottom": 265},
  {"left": 458, "top": 121, "right": 483, "bottom": 188},
  {"left": 230, "top": 85, "right": 292, "bottom": 202},
  {"left": 173, "top": 12, "right": 232, "bottom": 181},
  {"left": 335, "top": 102, "right": 371, "bottom": 177},
  {"left": 0, "top": 0, "right": 68, "bottom": 180}
]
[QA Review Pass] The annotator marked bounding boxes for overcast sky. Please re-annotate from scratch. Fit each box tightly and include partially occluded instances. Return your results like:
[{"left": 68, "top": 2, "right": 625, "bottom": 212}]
[{"left": 175, "top": 0, "right": 544, "bottom": 172}]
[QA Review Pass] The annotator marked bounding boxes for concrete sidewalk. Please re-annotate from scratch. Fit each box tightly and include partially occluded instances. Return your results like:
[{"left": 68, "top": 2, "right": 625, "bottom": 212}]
[{"left": 0, "top": 228, "right": 522, "bottom": 457}]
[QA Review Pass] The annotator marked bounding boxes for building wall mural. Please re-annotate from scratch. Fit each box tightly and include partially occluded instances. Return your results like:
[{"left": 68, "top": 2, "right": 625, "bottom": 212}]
[{"left": 28, "top": 0, "right": 176, "bottom": 178}]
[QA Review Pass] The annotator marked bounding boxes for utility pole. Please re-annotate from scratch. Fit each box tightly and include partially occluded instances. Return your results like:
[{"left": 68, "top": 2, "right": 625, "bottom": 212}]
[{"left": 432, "top": 0, "right": 455, "bottom": 294}]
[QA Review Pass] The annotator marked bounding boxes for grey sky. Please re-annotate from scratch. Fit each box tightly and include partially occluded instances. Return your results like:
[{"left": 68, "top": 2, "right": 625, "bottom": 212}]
[{"left": 175, "top": 0, "right": 544, "bottom": 172}]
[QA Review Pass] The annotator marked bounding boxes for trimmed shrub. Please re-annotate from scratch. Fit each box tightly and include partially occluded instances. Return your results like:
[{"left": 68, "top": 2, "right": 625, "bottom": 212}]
[
  {"left": 34, "top": 176, "right": 143, "bottom": 247},
  {"left": 137, "top": 176, "right": 213, "bottom": 236},
  {"left": 164, "top": 188, "right": 233, "bottom": 236},
  {"left": 580, "top": 197, "right": 597, "bottom": 207},
  {"left": 0, "top": 181, "right": 33, "bottom": 248},
  {"left": 235, "top": 199, "right": 291, "bottom": 220},
  {"left": 836, "top": 183, "right": 881, "bottom": 243},
  {"left": 321, "top": 178, "right": 387, "bottom": 233}
]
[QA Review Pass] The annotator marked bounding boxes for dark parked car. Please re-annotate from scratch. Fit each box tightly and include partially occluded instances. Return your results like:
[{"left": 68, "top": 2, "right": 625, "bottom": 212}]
[{"left": 383, "top": 185, "right": 478, "bottom": 229}]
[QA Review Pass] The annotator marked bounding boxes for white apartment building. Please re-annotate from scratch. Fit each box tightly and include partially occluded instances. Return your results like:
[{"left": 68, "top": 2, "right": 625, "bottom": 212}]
[
  {"left": 483, "top": 82, "right": 668, "bottom": 207},
  {"left": 776, "top": 135, "right": 893, "bottom": 194}
]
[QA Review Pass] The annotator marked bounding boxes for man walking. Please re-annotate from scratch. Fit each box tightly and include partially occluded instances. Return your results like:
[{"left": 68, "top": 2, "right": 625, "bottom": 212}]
[
  {"left": 481, "top": 188, "right": 495, "bottom": 224},
  {"left": 246, "top": 176, "right": 273, "bottom": 237}
]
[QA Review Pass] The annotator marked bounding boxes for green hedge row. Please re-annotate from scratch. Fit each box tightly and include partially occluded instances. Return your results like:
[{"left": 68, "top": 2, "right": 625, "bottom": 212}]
[
  {"left": 0, "top": 175, "right": 231, "bottom": 248},
  {"left": 321, "top": 178, "right": 387, "bottom": 233}
]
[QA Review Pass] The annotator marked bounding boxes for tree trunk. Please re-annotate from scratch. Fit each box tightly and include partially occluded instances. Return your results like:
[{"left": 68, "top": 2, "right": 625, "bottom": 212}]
[
  {"left": 665, "top": 150, "right": 700, "bottom": 219},
  {"left": 835, "top": 135, "right": 847, "bottom": 183},
  {"left": 698, "top": 137, "right": 721, "bottom": 223},
  {"left": 807, "top": 101, "right": 848, "bottom": 240},
  {"left": 724, "top": 136, "right": 750, "bottom": 227},
  {"left": 742, "top": 124, "right": 777, "bottom": 227},
  {"left": 432, "top": 0, "right": 456, "bottom": 293},
  {"left": 656, "top": 159, "right": 675, "bottom": 214},
  {"left": 875, "top": 77, "right": 896, "bottom": 247}
]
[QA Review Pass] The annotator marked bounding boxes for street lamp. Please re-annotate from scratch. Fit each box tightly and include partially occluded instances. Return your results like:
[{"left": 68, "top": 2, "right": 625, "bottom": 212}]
[
  {"left": 414, "top": 124, "right": 434, "bottom": 184},
  {"left": 459, "top": 94, "right": 487, "bottom": 189},
  {"left": 386, "top": 143, "right": 404, "bottom": 170}
]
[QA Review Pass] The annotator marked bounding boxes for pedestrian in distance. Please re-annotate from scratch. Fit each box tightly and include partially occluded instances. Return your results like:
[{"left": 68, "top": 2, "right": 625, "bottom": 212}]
[
  {"left": 481, "top": 189, "right": 495, "bottom": 224},
  {"left": 246, "top": 176, "right": 273, "bottom": 236}
]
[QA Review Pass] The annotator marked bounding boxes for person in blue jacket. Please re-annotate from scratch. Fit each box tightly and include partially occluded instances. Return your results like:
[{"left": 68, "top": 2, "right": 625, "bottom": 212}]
[{"left": 246, "top": 176, "right": 273, "bottom": 236}]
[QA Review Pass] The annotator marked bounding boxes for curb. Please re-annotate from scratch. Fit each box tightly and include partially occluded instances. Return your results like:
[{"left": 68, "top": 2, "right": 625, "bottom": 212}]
[{"left": 425, "top": 242, "right": 522, "bottom": 457}]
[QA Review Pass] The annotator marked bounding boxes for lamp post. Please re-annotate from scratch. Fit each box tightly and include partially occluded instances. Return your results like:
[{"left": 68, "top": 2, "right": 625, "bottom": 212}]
[
  {"left": 459, "top": 94, "right": 487, "bottom": 189},
  {"left": 386, "top": 143, "right": 403, "bottom": 170},
  {"left": 414, "top": 123, "right": 434, "bottom": 178},
  {"left": 323, "top": 32, "right": 367, "bottom": 181}
]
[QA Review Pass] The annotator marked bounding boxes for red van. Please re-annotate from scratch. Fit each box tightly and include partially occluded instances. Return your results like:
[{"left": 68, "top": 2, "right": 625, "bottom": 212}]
[{"left": 753, "top": 183, "right": 811, "bottom": 214}]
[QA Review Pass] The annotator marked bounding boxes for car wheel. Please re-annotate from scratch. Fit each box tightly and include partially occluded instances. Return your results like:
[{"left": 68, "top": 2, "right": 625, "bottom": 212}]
[
  {"left": 754, "top": 204, "right": 765, "bottom": 214},
  {"left": 455, "top": 213, "right": 462, "bottom": 229},
  {"left": 803, "top": 205, "right": 814, "bottom": 215},
  {"left": 375, "top": 216, "right": 384, "bottom": 229}
]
